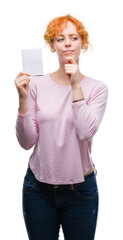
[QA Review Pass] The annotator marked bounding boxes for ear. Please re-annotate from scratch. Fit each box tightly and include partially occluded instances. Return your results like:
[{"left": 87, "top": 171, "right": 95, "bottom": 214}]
[
  {"left": 50, "top": 43, "right": 56, "bottom": 53},
  {"left": 81, "top": 41, "right": 86, "bottom": 50}
]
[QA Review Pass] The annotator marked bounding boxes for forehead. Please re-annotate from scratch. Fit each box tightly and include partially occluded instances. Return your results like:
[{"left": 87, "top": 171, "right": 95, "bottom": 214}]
[{"left": 58, "top": 21, "right": 77, "bottom": 35}]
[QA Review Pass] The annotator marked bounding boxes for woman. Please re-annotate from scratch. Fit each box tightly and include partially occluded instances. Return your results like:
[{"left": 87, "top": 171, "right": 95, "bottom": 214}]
[{"left": 15, "top": 14, "right": 108, "bottom": 240}]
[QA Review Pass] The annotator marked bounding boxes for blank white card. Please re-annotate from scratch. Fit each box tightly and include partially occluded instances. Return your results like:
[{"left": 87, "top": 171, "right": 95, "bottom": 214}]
[{"left": 22, "top": 48, "right": 43, "bottom": 76}]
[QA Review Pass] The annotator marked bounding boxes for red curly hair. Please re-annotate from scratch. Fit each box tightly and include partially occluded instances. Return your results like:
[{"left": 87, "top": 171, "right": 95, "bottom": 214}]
[{"left": 44, "top": 14, "right": 90, "bottom": 52}]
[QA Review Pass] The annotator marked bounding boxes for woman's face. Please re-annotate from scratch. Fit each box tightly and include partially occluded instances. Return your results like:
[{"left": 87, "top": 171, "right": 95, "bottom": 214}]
[{"left": 50, "top": 21, "right": 83, "bottom": 64}]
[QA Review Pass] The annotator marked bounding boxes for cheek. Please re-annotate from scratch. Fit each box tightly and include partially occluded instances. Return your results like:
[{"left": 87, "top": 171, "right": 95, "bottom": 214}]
[
  {"left": 55, "top": 46, "right": 62, "bottom": 55},
  {"left": 54, "top": 42, "right": 62, "bottom": 50},
  {"left": 74, "top": 47, "right": 82, "bottom": 56},
  {"left": 55, "top": 47, "right": 64, "bottom": 57}
]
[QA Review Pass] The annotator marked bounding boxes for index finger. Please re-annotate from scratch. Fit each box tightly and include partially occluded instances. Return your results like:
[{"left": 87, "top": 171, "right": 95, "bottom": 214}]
[
  {"left": 18, "top": 71, "right": 31, "bottom": 77},
  {"left": 66, "top": 56, "right": 75, "bottom": 64}
]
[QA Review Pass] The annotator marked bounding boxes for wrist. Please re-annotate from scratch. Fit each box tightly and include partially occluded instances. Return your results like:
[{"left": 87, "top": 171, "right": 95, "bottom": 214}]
[
  {"left": 72, "top": 82, "right": 84, "bottom": 101},
  {"left": 18, "top": 98, "right": 29, "bottom": 115},
  {"left": 19, "top": 97, "right": 28, "bottom": 103},
  {"left": 71, "top": 82, "right": 81, "bottom": 89},
  {"left": 18, "top": 107, "right": 29, "bottom": 115}
]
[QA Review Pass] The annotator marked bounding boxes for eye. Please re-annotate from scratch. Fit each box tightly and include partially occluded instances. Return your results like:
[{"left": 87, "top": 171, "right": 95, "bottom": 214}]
[
  {"left": 57, "top": 38, "right": 64, "bottom": 42},
  {"left": 72, "top": 37, "right": 78, "bottom": 40}
]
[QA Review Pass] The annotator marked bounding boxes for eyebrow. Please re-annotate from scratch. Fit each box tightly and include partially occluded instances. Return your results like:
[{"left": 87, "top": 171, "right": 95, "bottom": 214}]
[{"left": 56, "top": 33, "right": 79, "bottom": 37}]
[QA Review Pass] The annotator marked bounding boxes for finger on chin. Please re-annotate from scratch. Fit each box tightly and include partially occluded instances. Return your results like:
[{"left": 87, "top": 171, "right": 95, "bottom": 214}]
[{"left": 66, "top": 56, "right": 75, "bottom": 64}]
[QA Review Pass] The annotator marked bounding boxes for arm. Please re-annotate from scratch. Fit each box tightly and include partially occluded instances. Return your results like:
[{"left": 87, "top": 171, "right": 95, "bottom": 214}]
[
  {"left": 15, "top": 79, "right": 39, "bottom": 150},
  {"left": 64, "top": 56, "right": 108, "bottom": 141},
  {"left": 71, "top": 82, "right": 108, "bottom": 141},
  {"left": 18, "top": 98, "right": 29, "bottom": 115}
]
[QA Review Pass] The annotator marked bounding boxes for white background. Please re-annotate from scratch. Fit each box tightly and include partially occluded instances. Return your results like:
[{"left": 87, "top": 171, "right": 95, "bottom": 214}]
[{"left": 0, "top": 0, "right": 123, "bottom": 239}]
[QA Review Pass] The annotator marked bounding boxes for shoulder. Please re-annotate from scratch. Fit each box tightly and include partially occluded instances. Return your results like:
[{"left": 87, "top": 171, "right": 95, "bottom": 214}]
[
  {"left": 83, "top": 75, "right": 108, "bottom": 95},
  {"left": 81, "top": 76, "right": 108, "bottom": 103},
  {"left": 85, "top": 75, "right": 108, "bottom": 88}
]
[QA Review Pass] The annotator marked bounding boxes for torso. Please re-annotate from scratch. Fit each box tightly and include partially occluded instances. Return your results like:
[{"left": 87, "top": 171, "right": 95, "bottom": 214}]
[{"left": 50, "top": 71, "right": 94, "bottom": 177}]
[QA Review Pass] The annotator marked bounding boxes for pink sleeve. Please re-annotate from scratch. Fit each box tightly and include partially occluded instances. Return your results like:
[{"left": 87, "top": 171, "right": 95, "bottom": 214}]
[
  {"left": 15, "top": 80, "right": 39, "bottom": 150},
  {"left": 72, "top": 82, "right": 108, "bottom": 141}
]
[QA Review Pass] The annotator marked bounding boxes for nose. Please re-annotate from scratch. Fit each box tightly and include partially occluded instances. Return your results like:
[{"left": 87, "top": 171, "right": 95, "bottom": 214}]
[{"left": 65, "top": 38, "right": 71, "bottom": 47}]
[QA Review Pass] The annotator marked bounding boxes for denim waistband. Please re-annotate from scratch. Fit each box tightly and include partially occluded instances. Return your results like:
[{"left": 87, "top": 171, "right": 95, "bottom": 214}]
[{"left": 27, "top": 165, "right": 96, "bottom": 190}]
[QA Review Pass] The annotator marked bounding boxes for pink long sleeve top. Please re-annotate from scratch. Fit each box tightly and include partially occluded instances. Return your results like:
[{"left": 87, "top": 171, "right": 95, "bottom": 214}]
[{"left": 15, "top": 74, "right": 108, "bottom": 184}]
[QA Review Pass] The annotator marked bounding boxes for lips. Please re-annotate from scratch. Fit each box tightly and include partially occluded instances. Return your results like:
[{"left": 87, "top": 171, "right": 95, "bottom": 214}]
[{"left": 63, "top": 50, "right": 73, "bottom": 54}]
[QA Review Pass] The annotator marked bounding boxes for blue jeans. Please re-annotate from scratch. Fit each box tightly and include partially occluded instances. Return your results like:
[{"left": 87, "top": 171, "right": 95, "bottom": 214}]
[{"left": 22, "top": 166, "right": 99, "bottom": 240}]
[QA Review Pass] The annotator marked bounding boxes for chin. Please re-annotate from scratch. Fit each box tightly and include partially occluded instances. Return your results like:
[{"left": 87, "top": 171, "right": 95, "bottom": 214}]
[
  {"left": 59, "top": 54, "right": 79, "bottom": 64},
  {"left": 59, "top": 57, "right": 67, "bottom": 64}
]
